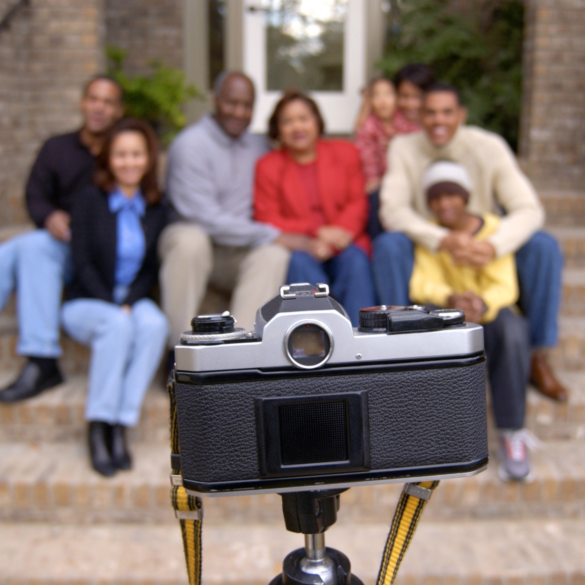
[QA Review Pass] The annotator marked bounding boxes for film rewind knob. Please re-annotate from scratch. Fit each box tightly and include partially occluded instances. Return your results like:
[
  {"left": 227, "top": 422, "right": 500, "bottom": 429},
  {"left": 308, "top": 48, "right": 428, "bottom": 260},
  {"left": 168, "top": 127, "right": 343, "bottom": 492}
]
[
  {"left": 181, "top": 311, "right": 247, "bottom": 344},
  {"left": 191, "top": 311, "right": 236, "bottom": 333}
]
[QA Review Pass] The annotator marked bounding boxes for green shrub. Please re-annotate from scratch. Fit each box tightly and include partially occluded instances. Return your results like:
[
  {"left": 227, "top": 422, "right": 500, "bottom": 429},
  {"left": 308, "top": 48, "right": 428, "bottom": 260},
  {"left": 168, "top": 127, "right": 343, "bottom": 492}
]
[
  {"left": 379, "top": 0, "right": 524, "bottom": 151},
  {"left": 106, "top": 46, "right": 202, "bottom": 146}
]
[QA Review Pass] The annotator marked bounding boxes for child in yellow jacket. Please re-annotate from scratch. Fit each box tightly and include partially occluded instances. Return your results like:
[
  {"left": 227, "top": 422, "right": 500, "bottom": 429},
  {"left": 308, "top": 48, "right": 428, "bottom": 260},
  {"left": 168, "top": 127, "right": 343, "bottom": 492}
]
[{"left": 410, "top": 161, "right": 533, "bottom": 482}]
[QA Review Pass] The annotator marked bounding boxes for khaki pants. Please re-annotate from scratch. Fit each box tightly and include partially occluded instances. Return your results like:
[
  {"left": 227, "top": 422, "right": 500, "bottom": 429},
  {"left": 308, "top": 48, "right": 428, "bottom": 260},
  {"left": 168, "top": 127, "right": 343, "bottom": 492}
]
[{"left": 158, "top": 223, "right": 290, "bottom": 346}]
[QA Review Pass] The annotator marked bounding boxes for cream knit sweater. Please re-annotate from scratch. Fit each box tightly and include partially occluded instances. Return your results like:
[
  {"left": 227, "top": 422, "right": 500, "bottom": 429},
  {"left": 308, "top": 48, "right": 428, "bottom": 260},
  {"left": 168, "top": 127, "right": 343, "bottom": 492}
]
[{"left": 379, "top": 125, "right": 545, "bottom": 257}]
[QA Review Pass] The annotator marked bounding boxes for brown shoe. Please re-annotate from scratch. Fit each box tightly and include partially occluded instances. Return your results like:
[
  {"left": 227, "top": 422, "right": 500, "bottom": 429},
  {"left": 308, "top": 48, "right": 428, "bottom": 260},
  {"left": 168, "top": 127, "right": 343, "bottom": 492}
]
[{"left": 530, "top": 350, "right": 569, "bottom": 402}]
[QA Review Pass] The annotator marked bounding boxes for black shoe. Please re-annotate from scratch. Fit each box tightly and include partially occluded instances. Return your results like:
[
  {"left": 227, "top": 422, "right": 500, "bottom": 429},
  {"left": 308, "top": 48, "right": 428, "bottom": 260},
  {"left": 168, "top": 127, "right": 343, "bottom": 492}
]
[
  {"left": 88, "top": 421, "right": 116, "bottom": 477},
  {"left": 0, "top": 360, "right": 63, "bottom": 403},
  {"left": 110, "top": 424, "right": 132, "bottom": 470}
]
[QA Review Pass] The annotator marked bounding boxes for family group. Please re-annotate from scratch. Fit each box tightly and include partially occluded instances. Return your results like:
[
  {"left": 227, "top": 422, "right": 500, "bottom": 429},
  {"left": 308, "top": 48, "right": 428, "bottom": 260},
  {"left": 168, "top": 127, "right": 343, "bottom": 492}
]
[{"left": 0, "top": 65, "right": 565, "bottom": 483}]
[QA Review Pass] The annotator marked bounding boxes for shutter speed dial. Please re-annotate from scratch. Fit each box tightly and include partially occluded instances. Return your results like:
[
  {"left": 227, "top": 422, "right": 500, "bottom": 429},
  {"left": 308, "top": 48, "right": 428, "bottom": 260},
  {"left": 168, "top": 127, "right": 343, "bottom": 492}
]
[{"left": 358, "top": 306, "right": 465, "bottom": 334}]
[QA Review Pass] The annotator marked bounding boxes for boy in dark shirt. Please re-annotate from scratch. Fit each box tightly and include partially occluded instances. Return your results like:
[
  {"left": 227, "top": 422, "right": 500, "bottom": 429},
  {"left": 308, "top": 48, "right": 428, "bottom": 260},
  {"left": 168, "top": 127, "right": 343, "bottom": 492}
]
[{"left": 0, "top": 76, "right": 123, "bottom": 402}]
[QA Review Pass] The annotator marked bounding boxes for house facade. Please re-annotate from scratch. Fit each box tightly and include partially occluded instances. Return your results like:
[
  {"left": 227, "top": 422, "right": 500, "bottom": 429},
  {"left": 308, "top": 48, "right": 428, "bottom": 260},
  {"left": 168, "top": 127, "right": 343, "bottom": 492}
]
[{"left": 0, "top": 0, "right": 583, "bottom": 230}]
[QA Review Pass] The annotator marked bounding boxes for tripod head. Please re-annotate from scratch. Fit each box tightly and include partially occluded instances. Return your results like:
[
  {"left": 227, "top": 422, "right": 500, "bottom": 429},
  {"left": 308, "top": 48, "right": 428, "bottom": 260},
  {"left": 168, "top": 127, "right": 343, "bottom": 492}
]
[{"left": 269, "top": 489, "right": 363, "bottom": 585}]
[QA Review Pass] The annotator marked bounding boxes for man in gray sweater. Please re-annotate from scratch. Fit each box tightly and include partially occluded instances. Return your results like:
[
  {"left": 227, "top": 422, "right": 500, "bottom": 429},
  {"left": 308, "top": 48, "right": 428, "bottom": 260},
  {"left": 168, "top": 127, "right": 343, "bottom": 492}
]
[{"left": 159, "top": 72, "right": 289, "bottom": 349}]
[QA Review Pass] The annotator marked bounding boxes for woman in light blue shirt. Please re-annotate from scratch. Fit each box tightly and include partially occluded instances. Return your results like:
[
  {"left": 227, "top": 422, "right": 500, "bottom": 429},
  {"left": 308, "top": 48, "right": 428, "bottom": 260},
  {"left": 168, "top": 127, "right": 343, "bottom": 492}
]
[{"left": 62, "top": 118, "right": 169, "bottom": 477}]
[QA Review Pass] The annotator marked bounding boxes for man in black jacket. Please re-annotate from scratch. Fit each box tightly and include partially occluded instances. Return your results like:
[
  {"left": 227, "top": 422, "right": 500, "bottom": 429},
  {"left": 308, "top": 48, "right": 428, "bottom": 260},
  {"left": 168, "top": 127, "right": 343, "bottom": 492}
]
[{"left": 0, "top": 76, "right": 123, "bottom": 403}]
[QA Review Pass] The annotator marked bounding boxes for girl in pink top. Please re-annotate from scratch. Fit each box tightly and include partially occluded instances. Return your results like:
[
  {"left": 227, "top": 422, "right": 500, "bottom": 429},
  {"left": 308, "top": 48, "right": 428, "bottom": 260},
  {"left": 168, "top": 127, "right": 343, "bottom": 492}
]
[
  {"left": 354, "top": 64, "right": 435, "bottom": 239},
  {"left": 355, "top": 78, "right": 420, "bottom": 195}
]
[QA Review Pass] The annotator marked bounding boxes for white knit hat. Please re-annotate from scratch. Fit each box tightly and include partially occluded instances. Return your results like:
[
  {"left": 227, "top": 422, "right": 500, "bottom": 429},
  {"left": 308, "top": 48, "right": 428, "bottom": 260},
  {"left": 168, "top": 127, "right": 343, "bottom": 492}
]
[{"left": 422, "top": 161, "right": 472, "bottom": 202}]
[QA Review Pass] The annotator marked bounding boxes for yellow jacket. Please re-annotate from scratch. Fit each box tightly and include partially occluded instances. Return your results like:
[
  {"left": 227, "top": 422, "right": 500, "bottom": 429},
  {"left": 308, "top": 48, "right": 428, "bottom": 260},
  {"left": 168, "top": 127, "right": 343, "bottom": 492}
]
[{"left": 409, "top": 214, "right": 518, "bottom": 323}]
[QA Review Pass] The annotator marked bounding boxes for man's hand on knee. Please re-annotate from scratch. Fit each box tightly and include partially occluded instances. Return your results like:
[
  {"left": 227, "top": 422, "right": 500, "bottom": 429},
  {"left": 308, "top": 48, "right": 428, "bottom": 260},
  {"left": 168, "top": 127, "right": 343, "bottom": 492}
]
[{"left": 45, "top": 210, "right": 71, "bottom": 242}]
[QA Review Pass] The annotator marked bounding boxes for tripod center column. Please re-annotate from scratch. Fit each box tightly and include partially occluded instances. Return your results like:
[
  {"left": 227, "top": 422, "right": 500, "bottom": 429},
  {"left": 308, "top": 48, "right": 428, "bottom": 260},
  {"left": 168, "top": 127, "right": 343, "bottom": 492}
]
[{"left": 304, "top": 533, "right": 326, "bottom": 561}]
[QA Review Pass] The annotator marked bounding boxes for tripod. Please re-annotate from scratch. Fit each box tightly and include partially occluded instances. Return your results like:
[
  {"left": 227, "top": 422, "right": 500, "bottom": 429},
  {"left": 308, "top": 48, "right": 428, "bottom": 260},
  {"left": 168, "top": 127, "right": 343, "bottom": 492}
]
[{"left": 269, "top": 489, "right": 363, "bottom": 585}]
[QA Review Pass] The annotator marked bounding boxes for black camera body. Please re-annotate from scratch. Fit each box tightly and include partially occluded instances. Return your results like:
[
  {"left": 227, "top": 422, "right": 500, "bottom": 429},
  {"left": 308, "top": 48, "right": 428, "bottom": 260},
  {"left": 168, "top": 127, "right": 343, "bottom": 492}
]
[{"left": 173, "top": 283, "right": 488, "bottom": 497}]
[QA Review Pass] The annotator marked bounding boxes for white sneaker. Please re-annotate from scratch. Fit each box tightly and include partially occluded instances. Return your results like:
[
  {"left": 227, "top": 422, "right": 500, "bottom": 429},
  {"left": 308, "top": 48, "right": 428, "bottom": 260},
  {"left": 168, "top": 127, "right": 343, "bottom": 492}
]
[{"left": 498, "top": 429, "right": 542, "bottom": 482}]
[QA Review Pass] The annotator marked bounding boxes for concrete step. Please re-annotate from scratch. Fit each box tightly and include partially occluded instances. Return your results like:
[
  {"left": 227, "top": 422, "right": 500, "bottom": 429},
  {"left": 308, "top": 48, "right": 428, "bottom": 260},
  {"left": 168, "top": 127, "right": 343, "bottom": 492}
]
[
  {"left": 1, "top": 518, "right": 584, "bottom": 585},
  {"left": 1, "top": 440, "right": 584, "bottom": 524},
  {"left": 1, "top": 368, "right": 584, "bottom": 446}
]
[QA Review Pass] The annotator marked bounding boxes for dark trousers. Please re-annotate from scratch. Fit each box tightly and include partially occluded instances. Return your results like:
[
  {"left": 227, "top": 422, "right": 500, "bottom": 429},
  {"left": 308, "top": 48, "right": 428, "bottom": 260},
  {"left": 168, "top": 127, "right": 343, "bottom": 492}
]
[
  {"left": 286, "top": 245, "right": 376, "bottom": 327},
  {"left": 371, "top": 230, "right": 563, "bottom": 349},
  {"left": 367, "top": 189, "right": 384, "bottom": 241},
  {"left": 484, "top": 308, "right": 531, "bottom": 430}
]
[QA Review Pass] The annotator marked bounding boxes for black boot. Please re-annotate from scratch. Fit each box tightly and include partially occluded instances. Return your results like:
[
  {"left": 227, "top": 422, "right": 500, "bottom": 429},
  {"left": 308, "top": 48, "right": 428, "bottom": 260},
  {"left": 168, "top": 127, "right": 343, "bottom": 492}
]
[
  {"left": 88, "top": 421, "right": 116, "bottom": 477},
  {"left": 110, "top": 424, "right": 132, "bottom": 470},
  {"left": 0, "top": 358, "right": 63, "bottom": 403}
]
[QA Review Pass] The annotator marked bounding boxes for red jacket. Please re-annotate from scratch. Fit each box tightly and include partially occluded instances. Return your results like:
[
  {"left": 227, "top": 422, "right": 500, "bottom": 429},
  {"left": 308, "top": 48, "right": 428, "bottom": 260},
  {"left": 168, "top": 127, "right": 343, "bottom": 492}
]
[{"left": 254, "top": 140, "right": 371, "bottom": 254}]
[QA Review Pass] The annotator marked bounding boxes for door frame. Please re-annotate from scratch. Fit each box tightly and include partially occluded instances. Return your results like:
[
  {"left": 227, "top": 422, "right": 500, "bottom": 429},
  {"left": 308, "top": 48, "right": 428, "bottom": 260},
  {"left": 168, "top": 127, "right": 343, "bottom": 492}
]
[
  {"left": 183, "top": 0, "right": 385, "bottom": 130},
  {"left": 244, "top": 0, "right": 366, "bottom": 134}
]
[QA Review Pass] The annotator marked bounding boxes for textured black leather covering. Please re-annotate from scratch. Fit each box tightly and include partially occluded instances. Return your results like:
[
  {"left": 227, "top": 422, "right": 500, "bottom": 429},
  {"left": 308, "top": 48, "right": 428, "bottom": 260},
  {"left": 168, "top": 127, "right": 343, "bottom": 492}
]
[{"left": 174, "top": 358, "right": 488, "bottom": 486}]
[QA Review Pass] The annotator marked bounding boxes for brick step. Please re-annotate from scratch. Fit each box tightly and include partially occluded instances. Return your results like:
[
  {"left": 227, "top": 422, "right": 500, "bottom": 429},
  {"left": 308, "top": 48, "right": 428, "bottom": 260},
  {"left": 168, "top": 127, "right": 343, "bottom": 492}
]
[
  {"left": 523, "top": 370, "right": 585, "bottom": 441},
  {"left": 561, "top": 267, "right": 585, "bottom": 315},
  {"left": 1, "top": 266, "right": 583, "bottom": 335},
  {"left": 549, "top": 226, "right": 585, "bottom": 268},
  {"left": 0, "top": 287, "right": 229, "bottom": 373},
  {"left": 2, "top": 369, "right": 585, "bottom": 448},
  {"left": 1, "top": 368, "right": 583, "bottom": 446},
  {"left": 0, "top": 373, "right": 169, "bottom": 445},
  {"left": 540, "top": 190, "right": 585, "bottom": 226},
  {"left": 551, "top": 317, "right": 585, "bottom": 370},
  {"left": 1, "top": 519, "right": 584, "bottom": 585},
  {"left": 2, "top": 285, "right": 585, "bottom": 377},
  {"left": 0, "top": 224, "right": 33, "bottom": 243},
  {"left": 0, "top": 319, "right": 91, "bottom": 374},
  {"left": 1, "top": 440, "right": 584, "bottom": 524}
]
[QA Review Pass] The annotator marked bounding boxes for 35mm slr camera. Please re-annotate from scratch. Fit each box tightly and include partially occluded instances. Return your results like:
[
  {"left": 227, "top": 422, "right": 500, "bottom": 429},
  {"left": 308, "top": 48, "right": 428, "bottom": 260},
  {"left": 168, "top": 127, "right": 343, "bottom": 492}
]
[{"left": 172, "top": 283, "right": 488, "bottom": 497}]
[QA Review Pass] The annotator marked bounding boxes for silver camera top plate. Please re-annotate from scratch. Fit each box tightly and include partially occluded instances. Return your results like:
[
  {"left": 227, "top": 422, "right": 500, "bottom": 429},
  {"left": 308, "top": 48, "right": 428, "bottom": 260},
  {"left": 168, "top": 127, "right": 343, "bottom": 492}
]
[{"left": 175, "top": 308, "right": 484, "bottom": 373}]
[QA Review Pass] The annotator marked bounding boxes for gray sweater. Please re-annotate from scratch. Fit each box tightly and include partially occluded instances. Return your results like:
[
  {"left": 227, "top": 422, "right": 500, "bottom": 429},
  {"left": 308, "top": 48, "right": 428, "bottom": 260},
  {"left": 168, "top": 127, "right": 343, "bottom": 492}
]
[{"left": 166, "top": 114, "right": 279, "bottom": 248}]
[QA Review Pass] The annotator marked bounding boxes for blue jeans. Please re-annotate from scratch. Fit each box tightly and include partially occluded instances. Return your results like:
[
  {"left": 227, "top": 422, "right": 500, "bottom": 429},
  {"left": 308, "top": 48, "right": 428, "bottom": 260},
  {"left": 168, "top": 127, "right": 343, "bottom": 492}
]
[
  {"left": 61, "top": 298, "right": 169, "bottom": 426},
  {"left": 287, "top": 245, "right": 376, "bottom": 327},
  {"left": 0, "top": 229, "right": 71, "bottom": 357},
  {"left": 372, "top": 231, "right": 563, "bottom": 348}
]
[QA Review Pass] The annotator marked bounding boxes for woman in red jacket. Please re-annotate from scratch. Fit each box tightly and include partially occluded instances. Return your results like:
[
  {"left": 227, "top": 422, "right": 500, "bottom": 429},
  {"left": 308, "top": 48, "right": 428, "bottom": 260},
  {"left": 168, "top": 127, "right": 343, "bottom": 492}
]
[{"left": 254, "top": 90, "right": 375, "bottom": 326}]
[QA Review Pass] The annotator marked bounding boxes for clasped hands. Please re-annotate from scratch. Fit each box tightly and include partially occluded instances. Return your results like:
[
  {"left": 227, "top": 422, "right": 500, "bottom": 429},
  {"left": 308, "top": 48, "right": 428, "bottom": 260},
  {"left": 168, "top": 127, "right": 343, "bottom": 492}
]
[
  {"left": 276, "top": 226, "right": 353, "bottom": 262},
  {"left": 439, "top": 231, "right": 495, "bottom": 269}
]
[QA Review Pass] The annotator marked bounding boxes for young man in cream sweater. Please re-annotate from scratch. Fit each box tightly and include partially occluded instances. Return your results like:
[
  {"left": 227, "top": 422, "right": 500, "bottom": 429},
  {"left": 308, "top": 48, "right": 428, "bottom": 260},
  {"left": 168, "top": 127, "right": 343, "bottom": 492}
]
[
  {"left": 373, "top": 83, "right": 566, "bottom": 403},
  {"left": 410, "top": 161, "right": 532, "bottom": 481}
]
